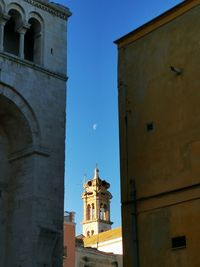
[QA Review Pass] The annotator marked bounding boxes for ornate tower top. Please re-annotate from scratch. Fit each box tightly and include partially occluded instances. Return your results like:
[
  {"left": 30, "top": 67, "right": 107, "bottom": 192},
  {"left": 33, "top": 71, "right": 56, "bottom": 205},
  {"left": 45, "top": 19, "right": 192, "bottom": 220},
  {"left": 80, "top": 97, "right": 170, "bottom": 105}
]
[{"left": 82, "top": 167, "right": 113, "bottom": 237}]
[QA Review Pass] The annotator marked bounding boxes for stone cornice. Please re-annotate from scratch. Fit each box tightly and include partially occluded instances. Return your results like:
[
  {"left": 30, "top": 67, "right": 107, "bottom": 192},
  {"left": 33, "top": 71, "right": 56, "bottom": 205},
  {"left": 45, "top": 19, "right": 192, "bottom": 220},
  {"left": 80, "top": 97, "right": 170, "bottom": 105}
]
[
  {"left": 23, "top": 0, "right": 72, "bottom": 20},
  {"left": 9, "top": 145, "right": 50, "bottom": 162},
  {"left": 0, "top": 51, "right": 68, "bottom": 81}
]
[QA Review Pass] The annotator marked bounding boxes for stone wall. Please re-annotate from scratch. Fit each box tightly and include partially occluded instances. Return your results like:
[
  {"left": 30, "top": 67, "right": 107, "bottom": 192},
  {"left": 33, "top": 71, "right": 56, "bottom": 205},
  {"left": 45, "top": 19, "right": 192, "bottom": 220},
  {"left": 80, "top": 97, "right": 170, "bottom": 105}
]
[{"left": 0, "top": 0, "right": 71, "bottom": 266}]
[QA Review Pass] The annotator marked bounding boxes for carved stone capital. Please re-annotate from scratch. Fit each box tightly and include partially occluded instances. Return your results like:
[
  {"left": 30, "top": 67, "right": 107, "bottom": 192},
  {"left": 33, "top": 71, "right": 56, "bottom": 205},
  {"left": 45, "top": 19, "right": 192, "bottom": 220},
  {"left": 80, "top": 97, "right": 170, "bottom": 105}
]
[
  {"left": 16, "top": 23, "right": 31, "bottom": 34},
  {"left": 0, "top": 14, "right": 10, "bottom": 25}
]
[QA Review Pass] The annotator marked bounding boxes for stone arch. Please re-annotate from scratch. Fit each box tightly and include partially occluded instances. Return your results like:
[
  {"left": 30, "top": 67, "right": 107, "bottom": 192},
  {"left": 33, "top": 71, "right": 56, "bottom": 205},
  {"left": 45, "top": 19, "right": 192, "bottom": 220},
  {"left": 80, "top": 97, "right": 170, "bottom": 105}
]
[
  {"left": 0, "top": 82, "right": 41, "bottom": 266},
  {"left": 0, "top": 81, "right": 40, "bottom": 149},
  {"left": 25, "top": 11, "right": 44, "bottom": 64},
  {"left": 6, "top": 2, "right": 26, "bottom": 22},
  {"left": 3, "top": 4, "right": 25, "bottom": 55},
  {"left": 28, "top": 11, "right": 44, "bottom": 27}
]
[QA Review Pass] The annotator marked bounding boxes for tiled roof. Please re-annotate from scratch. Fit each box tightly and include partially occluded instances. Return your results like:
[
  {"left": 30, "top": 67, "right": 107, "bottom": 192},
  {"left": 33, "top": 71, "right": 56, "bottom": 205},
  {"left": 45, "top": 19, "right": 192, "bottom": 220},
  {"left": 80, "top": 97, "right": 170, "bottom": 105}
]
[{"left": 83, "top": 227, "right": 122, "bottom": 247}]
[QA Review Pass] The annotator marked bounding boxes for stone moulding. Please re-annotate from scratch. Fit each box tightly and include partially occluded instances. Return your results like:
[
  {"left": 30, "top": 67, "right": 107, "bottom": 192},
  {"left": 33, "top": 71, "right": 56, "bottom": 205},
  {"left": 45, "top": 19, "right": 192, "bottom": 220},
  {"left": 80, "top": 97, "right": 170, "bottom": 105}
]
[
  {"left": 0, "top": 52, "right": 68, "bottom": 81},
  {"left": 9, "top": 144, "right": 50, "bottom": 162},
  {"left": 39, "top": 225, "right": 62, "bottom": 235},
  {"left": 23, "top": 0, "right": 72, "bottom": 20}
]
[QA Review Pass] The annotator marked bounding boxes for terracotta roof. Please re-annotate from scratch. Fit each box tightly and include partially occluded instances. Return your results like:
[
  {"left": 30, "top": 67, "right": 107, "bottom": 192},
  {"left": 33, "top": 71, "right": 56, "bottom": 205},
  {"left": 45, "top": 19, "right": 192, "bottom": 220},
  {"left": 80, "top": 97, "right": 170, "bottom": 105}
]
[{"left": 83, "top": 227, "right": 122, "bottom": 247}]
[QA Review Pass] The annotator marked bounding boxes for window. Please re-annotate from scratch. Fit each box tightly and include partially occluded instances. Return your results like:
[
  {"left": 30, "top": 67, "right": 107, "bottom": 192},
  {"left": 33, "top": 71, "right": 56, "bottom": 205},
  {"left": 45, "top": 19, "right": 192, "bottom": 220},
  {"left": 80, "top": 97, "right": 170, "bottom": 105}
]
[
  {"left": 3, "top": 9, "right": 43, "bottom": 64},
  {"left": 91, "top": 203, "right": 95, "bottom": 219},
  {"left": 104, "top": 204, "right": 108, "bottom": 220},
  {"left": 100, "top": 203, "right": 104, "bottom": 220},
  {"left": 4, "top": 9, "right": 22, "bottom": 55},
  {"left": 171, "top": 236, "right": 186, "bottom": 249},
  {"left": 86, "top": 204, "right": 91, "bottom": 220},
  {"left": 100, "top": 204, "right": 108, "bottom": 220},
  {"left": 87, "top": 231, "right": 90, "bottom": 237},
  {"left": 24, "top": 18, "right": 42, "bottom": 64},
  {"left": 146, "top": 122, "right": 154, "bottom": 132}
]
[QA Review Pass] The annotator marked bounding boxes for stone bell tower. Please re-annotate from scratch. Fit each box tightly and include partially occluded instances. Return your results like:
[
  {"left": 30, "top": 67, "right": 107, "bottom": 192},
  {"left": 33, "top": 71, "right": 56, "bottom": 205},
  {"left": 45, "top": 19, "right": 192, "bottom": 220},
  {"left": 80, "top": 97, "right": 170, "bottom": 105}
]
[
  {"left": 82, "top": 167, "right": 113, "bottom": 237},
  {"left": 0, "top": 0, "right": 71, "bottom": 267}
]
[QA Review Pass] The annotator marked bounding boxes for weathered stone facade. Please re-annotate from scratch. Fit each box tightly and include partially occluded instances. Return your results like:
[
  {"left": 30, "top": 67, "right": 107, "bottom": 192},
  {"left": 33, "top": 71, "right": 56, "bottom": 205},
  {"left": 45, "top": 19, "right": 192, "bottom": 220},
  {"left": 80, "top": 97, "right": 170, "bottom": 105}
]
[{"left": 0, "top": 0, "right": 71, "bottom": 266}]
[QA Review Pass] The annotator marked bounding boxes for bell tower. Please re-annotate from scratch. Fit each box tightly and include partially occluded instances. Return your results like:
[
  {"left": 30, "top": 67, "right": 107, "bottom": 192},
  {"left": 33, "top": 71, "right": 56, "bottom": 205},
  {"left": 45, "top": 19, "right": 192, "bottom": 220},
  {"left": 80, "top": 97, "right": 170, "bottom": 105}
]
[{"left": 82, "top": 167, "right": 113, "bottom": 237}]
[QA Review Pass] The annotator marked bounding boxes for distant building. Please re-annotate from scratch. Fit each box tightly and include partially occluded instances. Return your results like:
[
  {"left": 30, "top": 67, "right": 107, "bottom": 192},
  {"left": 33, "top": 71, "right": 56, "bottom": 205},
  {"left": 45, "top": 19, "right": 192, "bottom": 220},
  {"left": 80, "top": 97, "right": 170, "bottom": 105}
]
[
  {"left": 76, "top": 238, "right": 121, "bottom": 267},
  {"left": 63, "top": 212, "right": 76, "bottom": 267},
  {"left": 83, "top": 227, "right": 122, "bottom": 255},
  {"left": 63, "top": 168, "right": 123, "bottom": 267},
  {"left": 115, "top": 1, "right": 200, "bottom": 266},
  {"left": 82, "top": 167, "right": 113, "bottom": 236},
  {"left": 77, "top": 167, "right": 123, "bottom": 267}
]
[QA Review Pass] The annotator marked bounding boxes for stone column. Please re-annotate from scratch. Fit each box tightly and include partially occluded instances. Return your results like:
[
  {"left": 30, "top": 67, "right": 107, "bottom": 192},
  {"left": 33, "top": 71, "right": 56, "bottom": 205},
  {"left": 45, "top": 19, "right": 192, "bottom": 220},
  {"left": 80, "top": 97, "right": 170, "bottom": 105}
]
[
  {"left": 0, "top": 23, "right": 4, "bottom": 51},
  {"left": 0, "top": 14, "right": 10, "bottom": 51},
  {"left": 19, "top": 31, "right": 25, "bottom": 59},
  {"left": 17, "top": 23, "right": 30, "bottom": 59},
  {"left": 34, "top": 32, "right": 42, "bottom": 64}
]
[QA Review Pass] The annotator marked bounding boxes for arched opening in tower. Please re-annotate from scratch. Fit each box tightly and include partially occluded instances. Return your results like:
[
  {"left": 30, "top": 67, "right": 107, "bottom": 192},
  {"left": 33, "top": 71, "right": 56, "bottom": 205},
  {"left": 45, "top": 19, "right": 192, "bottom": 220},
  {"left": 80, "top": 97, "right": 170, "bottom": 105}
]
[
  {"left": 91, "top": 203, "right": 95, "bottom": 219},
  {"left": 104, "top": 204, "right": 108, "bottom": 220},
  {"left": 100, "top": 203, "right": 104, "bottom": 220},
  {"left": 0, "top": 92, "right": 34, "bottom": 266},
  {"left": 4, "top": 9, "right": 21, "bottom": 55},
  {"left": 24, "top": 18, "right": 41, "bottom": 64},
  {"left": 86, "top": 204, "right": 91, "bottom": 220}
]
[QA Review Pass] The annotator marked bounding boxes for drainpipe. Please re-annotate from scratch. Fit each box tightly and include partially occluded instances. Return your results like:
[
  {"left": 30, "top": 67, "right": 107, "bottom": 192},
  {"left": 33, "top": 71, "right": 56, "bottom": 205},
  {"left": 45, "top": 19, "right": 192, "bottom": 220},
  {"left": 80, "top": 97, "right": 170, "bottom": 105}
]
[
  {"left": 119, "top": 77, "right": 140, "bottom": 267},
  {"left": 124, "top": 111, "right": 140, "bottom": 267}
]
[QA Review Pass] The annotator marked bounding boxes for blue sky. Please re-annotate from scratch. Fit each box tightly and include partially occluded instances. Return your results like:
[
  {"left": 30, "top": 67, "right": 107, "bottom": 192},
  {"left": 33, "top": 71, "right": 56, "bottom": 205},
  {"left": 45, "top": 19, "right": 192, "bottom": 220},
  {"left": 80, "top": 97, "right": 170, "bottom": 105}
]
[{"left": 56, "top": 0, "right": 183, "bottom": 234}]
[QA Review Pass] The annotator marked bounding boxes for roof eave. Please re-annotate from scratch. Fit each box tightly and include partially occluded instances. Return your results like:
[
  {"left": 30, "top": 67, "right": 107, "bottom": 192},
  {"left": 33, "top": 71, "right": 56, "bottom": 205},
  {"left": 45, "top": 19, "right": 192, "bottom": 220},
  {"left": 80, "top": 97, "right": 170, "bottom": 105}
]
[{"left": 114, "top": 0, "right": 195, "bottom": 47}]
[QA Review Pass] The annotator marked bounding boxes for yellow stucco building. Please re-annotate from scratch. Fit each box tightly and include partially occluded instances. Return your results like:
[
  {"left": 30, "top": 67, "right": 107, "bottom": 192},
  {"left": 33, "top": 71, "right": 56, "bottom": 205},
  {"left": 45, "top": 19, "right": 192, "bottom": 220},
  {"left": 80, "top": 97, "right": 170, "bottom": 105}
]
[{"left": 115, "top": 1, "right": 200, "bottom": 266}]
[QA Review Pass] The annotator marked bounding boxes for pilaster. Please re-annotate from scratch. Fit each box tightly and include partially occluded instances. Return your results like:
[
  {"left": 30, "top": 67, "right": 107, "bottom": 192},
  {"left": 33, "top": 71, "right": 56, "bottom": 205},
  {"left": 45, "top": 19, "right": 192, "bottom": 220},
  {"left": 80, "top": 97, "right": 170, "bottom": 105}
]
[{"left": 0, "top": 14, "right": 10, "bottom": 51}]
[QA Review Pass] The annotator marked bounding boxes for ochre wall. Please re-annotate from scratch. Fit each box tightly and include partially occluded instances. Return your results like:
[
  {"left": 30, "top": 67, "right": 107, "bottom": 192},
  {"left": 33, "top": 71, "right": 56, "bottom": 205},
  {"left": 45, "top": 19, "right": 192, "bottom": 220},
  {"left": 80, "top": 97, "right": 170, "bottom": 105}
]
[
  {"left": 117, "top": 2, "right": 200, "bottom": 266},
  {"left": 138, "top": 200, "right": 200, "bottom": 266}
]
